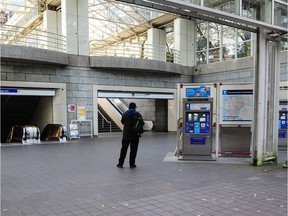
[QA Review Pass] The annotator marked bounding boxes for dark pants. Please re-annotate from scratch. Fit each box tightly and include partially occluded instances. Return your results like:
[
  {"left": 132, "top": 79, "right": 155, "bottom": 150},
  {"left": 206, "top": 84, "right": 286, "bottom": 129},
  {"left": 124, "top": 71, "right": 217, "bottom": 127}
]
[{"left": 118, "top": 138, "right": 139, "bottom": 166}]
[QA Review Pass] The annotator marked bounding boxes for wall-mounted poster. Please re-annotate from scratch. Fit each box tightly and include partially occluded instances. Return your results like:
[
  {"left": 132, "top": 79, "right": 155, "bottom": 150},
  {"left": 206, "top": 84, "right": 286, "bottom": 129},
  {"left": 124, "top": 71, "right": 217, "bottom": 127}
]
[
  {"left": 222, "top": 89, "right": 253, "bottom": 122},
  {"left": 219, "top": 84, "right": 254, "bottom": 125},
  {"left": 186, "top": 86, "right": 211, "bottom": 97},
  {"left": 68, "top": 104, "right": 76, "bottom": 112},
  {"left": 77, "top": 100, "right": 87, "bottom": 120}
]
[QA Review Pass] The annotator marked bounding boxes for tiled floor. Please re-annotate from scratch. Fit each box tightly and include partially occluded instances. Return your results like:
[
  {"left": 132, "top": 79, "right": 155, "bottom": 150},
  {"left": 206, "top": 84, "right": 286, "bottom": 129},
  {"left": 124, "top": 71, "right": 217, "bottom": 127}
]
[{"left": 1, "top": 132, "right": 287, "bottom": 216}]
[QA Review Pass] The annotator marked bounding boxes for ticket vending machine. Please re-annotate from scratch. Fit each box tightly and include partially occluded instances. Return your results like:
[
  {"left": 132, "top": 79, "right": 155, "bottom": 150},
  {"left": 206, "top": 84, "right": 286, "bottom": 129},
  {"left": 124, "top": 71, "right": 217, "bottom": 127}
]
[
  {"left": 180, "top": 98, "right": 214, "bottom": 160},
  {"left": 278, "top": 100, "right": 288, "bottom": 149}
]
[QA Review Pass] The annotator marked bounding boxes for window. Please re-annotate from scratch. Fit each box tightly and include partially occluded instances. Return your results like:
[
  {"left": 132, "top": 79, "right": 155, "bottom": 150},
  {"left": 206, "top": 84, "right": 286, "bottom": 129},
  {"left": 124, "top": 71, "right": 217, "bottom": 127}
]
[{"left": 196, "top": 21, "right": 252, "bottom": 65}]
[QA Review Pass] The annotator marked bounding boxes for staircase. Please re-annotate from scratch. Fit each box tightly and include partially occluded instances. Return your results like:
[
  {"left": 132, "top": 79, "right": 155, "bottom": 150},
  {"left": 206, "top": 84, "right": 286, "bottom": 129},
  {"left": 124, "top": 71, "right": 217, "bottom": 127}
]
[{"left": 98, "top": 106, "right": 122, "bottom": 133}]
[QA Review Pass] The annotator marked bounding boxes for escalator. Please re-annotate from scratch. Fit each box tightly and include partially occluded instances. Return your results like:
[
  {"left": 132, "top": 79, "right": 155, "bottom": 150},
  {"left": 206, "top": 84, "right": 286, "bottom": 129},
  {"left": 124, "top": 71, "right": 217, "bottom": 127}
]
[
  {"left": 1, "top": 95, "right": 42, "bottom": 143},
  {"left": 98, "top": 98, "right": 155, "bottom": 133}
]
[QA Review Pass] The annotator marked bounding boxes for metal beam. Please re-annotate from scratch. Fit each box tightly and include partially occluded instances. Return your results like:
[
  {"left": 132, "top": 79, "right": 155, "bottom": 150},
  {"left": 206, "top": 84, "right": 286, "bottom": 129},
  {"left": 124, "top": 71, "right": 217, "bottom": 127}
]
[{"left": 115, "top": 0, "right": 288, "bottom": 35}]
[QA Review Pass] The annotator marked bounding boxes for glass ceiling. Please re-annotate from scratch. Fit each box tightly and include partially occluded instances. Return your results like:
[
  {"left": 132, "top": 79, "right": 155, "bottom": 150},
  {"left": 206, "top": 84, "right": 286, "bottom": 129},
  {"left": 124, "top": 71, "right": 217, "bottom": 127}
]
[
  {"left": 89, "top": 0, "right": 165, "bottom": 40},
  {"left": 0, "top": 0, "right": 286, "bottom": 53},
  {"left": 0, "top": 0, "right": 169, "bottom": 45}
]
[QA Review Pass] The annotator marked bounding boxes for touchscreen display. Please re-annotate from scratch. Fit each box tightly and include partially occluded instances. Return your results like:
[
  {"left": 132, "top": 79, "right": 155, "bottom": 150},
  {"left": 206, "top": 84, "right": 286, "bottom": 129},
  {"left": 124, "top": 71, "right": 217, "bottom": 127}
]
[{"left": 185, "top": 112, "right": 210, "bottom": 134}]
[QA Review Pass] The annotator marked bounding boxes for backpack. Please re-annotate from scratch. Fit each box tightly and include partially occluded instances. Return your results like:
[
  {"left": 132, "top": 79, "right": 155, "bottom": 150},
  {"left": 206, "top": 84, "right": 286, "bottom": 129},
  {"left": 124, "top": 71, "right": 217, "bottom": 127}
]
[{"left": 132, "top": 115, "right": 144, "bottom": 137}]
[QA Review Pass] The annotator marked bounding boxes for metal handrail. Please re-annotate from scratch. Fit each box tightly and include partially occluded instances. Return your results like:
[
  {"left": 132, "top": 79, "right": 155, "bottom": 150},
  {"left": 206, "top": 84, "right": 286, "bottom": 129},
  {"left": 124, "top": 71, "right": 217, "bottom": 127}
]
[
  {"left": 90, "top": 40, "right": 181, "bottom": 64},
  {"left": 0, "top": 24, "right": 66, "bottom": 52},
  {"left": 98, "top": 110, "right": 112, "bottom": 133},
  {"left": 0, "top": 25, "right": 183, "bottom": 63}
]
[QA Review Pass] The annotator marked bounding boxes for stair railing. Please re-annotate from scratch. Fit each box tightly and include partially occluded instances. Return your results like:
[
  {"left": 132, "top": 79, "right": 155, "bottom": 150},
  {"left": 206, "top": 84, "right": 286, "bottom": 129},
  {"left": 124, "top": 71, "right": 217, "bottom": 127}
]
[{"left": 98, "top": 110, "right": 112, "bottom": 132}]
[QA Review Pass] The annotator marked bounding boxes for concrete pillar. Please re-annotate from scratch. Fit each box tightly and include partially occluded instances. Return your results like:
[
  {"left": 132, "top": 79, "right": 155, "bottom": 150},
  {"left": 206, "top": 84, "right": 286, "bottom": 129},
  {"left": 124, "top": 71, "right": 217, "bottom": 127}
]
[
  {"left": 174, "top": 18, "right": 195, "bottom": 66},
  {"left": 147, "top": 28, "right": 166, "bottom": 61},
  {"left": 252, "top": 28, "right": 280, "bottom": 166},
  {"left": 61, "top": 0, "right": 89, "bottom": 55},
  {"left": 43, "top": 10, "right": 58, "bottom": 51}
]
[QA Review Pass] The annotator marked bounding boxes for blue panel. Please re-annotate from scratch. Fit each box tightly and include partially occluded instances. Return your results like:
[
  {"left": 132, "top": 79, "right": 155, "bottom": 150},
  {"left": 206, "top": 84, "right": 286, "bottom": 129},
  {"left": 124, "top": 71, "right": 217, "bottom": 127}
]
[
  {"left": 279, "top": 111, "right": 288, "bottom": 129},
  {"left": 190, "top": 137, "right": 206, "bottom": 145},
  {"left": 194, "top": 122, "right": 200, "bottom": 134},
  {"left": 186, "top": 86, "right": 211, "bottom": 97},
  {"left": 278, "top": 131, "right": 286, "bottom": 138},
  {"left": 0, "top": 88, "right": 17, "bottom": 93}
]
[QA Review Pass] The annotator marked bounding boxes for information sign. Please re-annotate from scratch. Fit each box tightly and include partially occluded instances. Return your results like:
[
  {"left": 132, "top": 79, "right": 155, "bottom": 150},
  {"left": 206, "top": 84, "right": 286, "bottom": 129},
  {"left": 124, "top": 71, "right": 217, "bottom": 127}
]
[
  {"left": 222, "top": 89, "right": 253, "bottom": 122},
  {"left": 69, "top": 123, "right": 80, "bottom": 139}
]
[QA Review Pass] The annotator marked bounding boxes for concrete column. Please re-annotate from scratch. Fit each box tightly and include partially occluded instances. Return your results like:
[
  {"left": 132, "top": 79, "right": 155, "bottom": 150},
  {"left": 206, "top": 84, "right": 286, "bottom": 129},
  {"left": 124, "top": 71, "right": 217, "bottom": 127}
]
[
  {"left": 168, "top": 99, "right": 176, "bottom": 132},
  {"left": 147, "top": 28, "right": 166, "bottom": 61},
  {"left": 252, "top": 29, "right": 267, "bottom": 166},
  {"left": 252, "top": 29, "right": 280, "bottom": 165},
  {"left": 174, "top": 18, "right": 195, "bottom": 66},
  {"left": 61, "top": 0, "right": 89, "bottom": 55},
  {"left": 43, "top": 10, "right": 58, "bottom": 51}
]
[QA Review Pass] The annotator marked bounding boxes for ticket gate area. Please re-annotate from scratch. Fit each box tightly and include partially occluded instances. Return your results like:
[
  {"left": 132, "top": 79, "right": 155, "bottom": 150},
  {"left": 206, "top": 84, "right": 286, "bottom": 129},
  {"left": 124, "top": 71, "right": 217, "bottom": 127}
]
[{"left": 179, "top": 98, "right": 215, "bottom": 160}]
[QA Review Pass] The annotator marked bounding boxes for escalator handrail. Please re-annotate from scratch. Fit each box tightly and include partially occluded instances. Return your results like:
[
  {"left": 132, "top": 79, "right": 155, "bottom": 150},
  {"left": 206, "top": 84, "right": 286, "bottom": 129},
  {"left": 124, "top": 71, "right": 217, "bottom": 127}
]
[{"left": 98, "top": 109, "right": 112, "bottom": 132}]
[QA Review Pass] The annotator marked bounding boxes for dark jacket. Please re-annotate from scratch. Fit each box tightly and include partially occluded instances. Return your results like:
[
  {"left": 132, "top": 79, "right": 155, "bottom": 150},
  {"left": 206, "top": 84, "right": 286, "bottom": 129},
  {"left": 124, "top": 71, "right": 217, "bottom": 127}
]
[{"left": 121, "top": 109, "right": 144, "bottom": 140}]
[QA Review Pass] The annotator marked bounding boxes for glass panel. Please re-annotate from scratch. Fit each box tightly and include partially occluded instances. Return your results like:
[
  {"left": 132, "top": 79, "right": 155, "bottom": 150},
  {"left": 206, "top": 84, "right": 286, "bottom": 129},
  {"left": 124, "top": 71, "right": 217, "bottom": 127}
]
[
  {"left": 259, "top": 0, "right": 272, "bottom": 24},
  {"left": 223, "top": 45, "right": 235, "bottom": 60},
  {"left": 204, "top": 0, "right": 235, "bottom": 13},
  {"left": 208, "top": 48, "right": 220, "bottom": 63},
  {"left": 274, "top": 2, "right": 288, "bottom": 28},
  {"left": 197, "top": 22, "right": 208, "bottom": 37},
  {"left": 209, "top": 33, "right": 220, "bottom": 48},
  {"left": 89, "top": 0, "right": 165, "bottom": 42},
  {"left": 237, "top": 30, "right": 251, "bottom": 42},
  {"left": 222, "top": 27, "right": 236, "bottom": 45},
  {"left": 242, "top": 0, "right": 258, "bottom": 20},
  {"left": 196, "top": 51, "right": 207, "bottom": 64},
  {"left": 237, "top": 41, "right": 251, "bottom": 58},
  {"left": 281, "top": 41, "right": 288, "bottom": 51},
  {"left": 196, "top": 36, "right": 207, "bottom": 51},
  {"left": 208, "top": 22, "right": 220, "bottom": 34},
  {"left": 177, "top": 0, "right": 201, "bottom": 5}
]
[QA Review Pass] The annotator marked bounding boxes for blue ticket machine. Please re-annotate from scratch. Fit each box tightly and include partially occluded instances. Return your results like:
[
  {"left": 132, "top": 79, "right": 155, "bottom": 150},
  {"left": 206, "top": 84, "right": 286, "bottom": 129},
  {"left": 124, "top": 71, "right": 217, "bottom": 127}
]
[
  {"left": 278, "top": 101, "right": 288, "bottom": 148},
  {"left": 181, "top": 98, "right": 214, "bottom": 160}
]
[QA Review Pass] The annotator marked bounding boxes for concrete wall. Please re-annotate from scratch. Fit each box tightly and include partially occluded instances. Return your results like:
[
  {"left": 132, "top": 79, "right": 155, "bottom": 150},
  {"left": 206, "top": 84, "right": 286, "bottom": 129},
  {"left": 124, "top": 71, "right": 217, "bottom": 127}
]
[
  {"left": 193, "top": 52, "right": 288, "bottom": 83},
  {"left": 124, "top": 99, "right": 156, "bottom": 122},
  {"left": 155, "top": 99, "right": 168, "bottom": 132},
  {"left": 30, "top": 97, "right": 53, "bottom": 132},
  {"left": 1, "top": 45, "right": 286, "bottom": 136},
  {"left": 1, "top": 59, "right": 191, "bottom": 135}
]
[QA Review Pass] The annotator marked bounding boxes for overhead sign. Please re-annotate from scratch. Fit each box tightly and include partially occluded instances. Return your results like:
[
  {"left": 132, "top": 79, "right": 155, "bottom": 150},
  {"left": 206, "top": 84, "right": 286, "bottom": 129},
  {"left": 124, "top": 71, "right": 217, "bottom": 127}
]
[
  {"left": 0, "top": 88, "right": 55, "bottom": 96},
  {"left": 98, "top": 91, "right": 173, "bottom": 99}
]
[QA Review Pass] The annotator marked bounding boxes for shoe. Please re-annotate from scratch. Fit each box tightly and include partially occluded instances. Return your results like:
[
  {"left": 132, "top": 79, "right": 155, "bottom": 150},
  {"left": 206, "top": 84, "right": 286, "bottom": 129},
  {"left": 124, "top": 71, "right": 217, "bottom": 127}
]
[
  {"left": 117, "top": 164, "right": 123, "bottom": 168},
  {"left": 130, "top": 165, "right": 137, "bottom": 169}
]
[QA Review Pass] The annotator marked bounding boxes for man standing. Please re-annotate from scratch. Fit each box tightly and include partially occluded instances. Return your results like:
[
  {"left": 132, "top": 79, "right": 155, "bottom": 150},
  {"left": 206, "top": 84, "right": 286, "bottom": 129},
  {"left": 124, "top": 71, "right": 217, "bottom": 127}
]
[{"left": 117, "top": 102, "right": 144, "bottom": 169}]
